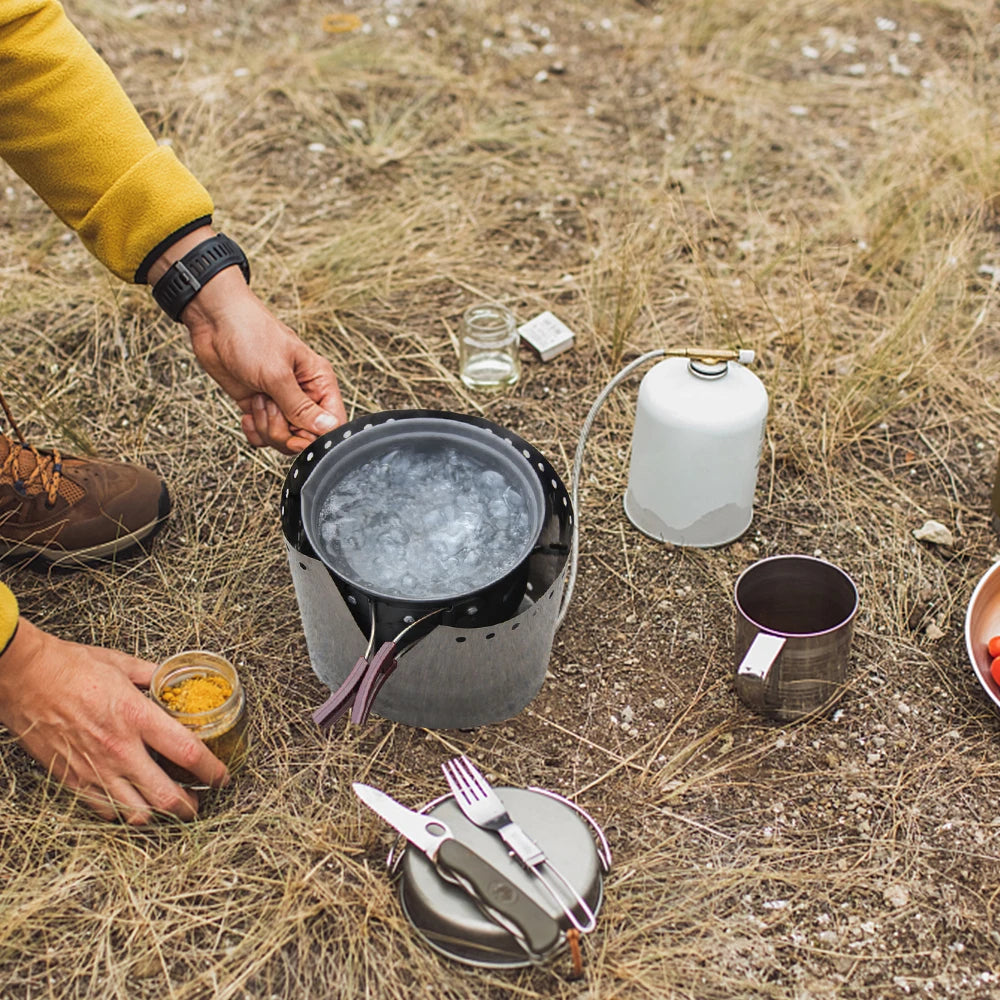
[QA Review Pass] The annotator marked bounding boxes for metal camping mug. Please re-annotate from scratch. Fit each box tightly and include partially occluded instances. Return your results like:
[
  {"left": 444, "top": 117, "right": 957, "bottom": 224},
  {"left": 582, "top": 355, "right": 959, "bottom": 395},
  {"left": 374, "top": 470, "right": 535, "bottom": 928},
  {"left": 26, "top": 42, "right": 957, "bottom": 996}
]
[{"left": 733, "top": 555, "right": 859, "bottom": 722}]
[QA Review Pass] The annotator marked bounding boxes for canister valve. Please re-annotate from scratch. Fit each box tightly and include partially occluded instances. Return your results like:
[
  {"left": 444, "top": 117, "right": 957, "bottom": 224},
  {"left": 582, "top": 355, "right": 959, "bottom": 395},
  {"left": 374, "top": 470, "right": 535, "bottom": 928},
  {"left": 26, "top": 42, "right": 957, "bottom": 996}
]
[{"left": 661, "top": 346, "right": 755, "bottom": 366}]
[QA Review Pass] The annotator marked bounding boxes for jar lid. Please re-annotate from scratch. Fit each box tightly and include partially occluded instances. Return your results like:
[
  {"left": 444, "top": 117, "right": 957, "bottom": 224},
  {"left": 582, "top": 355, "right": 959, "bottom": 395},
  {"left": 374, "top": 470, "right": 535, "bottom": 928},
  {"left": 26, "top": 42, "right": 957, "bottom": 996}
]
[{"left": 397, "top": 787, "right": 607, "bottom": 968}]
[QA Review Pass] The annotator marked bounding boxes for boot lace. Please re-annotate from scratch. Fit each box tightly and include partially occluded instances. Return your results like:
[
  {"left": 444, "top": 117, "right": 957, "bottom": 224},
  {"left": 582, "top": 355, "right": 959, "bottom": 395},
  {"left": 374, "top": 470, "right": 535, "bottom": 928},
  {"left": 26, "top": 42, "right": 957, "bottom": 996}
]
[{"left": 0, "top": 388, "right": 62, "bottom": 506}]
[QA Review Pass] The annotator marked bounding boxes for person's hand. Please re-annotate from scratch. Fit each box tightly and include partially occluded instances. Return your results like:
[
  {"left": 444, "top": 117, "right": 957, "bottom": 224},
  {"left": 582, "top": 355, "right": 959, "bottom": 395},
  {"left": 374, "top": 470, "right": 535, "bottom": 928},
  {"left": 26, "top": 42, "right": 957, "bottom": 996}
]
[
  {"left": 0, "top": 618, "right": 228, "bottom": 824},
  {"left": 180, "top": 267, "right": 347, "bottom": 453},
  {"left": 147, "top": 225, "right": 347, "bottom": 454}
]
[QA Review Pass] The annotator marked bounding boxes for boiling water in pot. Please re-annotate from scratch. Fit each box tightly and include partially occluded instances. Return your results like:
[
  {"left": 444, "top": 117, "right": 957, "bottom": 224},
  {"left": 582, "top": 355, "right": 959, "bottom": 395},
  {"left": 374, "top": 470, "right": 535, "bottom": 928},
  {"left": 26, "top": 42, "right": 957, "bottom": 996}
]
[{"left": 316, "top": 443, "right": 534, "bottom": 600}]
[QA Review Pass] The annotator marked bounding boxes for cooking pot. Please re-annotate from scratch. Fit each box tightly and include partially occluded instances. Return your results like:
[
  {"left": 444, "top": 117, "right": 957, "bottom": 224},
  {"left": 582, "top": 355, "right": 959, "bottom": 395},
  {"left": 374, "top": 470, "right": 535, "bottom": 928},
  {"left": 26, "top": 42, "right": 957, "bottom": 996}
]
[
  {"left": 299, "top": 412, "right": 546, "bottom": 639},
  {"left": 390, "top": 787, "right": 611, "bottom": 969},
  {"left": 281, "top": 410, "right": 572, "bottom": 730}
]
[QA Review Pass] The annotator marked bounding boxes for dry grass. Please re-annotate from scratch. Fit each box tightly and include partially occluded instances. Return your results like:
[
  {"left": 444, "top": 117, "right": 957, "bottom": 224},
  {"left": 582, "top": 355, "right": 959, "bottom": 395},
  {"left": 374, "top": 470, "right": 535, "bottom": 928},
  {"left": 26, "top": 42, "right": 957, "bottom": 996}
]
[{"left": 3, "top": 0, "right": 1000, "bottom": 997}]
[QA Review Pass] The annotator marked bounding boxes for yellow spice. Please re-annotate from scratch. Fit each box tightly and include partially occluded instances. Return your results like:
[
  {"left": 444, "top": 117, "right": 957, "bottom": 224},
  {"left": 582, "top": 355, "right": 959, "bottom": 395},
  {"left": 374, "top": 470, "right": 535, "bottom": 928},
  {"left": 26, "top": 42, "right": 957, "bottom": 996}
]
[{"left": 161, "top": 674, "right": 232, "bottom": 713}]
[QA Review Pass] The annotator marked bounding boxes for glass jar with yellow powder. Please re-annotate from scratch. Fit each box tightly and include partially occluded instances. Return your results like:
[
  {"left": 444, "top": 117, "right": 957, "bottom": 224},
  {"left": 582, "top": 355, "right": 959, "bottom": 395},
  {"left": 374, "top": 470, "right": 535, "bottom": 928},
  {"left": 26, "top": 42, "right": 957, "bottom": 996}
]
[{"left": 150, "top": 651, "right": 248, "bottom": 787}]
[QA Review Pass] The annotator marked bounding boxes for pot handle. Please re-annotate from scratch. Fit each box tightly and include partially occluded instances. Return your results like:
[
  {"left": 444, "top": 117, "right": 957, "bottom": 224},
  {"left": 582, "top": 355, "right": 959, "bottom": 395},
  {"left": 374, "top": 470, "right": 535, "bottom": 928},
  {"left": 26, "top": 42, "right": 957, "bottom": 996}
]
[
  {"left": 312, "top": 643, "right": 400, "bottom": 729},
  {"left": 312, "top": 607, "right": 445, "bottom": 732},
  {"left": 735, "top": 631, "right": 786, "bottom": 712},
  {"left": 351, "top": 642, "right": 400, "bottom": 724},
  {"left": 313, "top": 598, "right": 379, "bottom": 730},
  {"left": 313, "top": 654, "right": 372, "bottom": 729},
  {"left": 349, "top": 607, "right": 446, "bottom": 722}
]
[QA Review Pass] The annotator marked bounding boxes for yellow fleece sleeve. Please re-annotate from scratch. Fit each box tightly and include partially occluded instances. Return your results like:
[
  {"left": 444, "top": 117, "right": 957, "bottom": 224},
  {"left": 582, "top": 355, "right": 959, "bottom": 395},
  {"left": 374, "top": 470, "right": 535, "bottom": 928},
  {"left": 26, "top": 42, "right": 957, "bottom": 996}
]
[
  {"left": 0, "top": 0, "right": 214, "bottom": 281},
  {"left": 0, "top": 582, "right": 18, "bottom": 656}
]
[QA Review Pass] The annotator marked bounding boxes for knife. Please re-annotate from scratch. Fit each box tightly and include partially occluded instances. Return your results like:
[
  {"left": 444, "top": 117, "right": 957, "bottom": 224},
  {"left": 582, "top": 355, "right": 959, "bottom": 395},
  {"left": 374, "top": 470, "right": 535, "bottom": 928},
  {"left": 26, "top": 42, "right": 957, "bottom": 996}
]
[{"left": 352, "top": 782, "right": 563, "bottom": 960}]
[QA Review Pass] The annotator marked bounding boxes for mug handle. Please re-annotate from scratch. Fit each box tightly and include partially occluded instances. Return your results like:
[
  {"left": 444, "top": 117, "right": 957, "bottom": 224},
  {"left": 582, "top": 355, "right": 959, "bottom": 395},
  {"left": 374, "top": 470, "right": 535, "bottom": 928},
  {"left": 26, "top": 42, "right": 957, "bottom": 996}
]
[{"left": 736, "top": 632, "right": 786, "bottom": 711}]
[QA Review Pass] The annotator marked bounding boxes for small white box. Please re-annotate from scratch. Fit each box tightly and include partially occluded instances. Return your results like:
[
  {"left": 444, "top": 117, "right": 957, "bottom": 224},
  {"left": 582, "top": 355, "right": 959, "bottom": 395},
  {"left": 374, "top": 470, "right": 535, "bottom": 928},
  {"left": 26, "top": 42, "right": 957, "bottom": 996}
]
[{"left": 517, "top": 311, "right": 575, "bottom": 362}]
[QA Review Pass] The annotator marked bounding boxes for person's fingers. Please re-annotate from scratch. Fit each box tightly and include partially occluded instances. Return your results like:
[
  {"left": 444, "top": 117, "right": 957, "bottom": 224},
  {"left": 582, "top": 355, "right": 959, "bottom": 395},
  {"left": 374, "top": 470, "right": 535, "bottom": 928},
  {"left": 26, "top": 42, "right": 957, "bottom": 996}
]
[
  {"left": 75, "top": 780, "right": 198, "bottom": 825},
  {"left": 249, "top": 394, "right": 274, "bottom": 444},
  {"left": 64, "top": 735, "right": 202, "bottom": 823},
  {"left": 113, "top": 756, "right": 201, "bottom": 823},
  {"left": 72, "top": 643, "right": 157, "bottom": 687},
  {"left": 92, "top": 777, "right": 157, "bottom": 824},
  {"left": 145, "top": 715, "right": 229, "bottom": 791},
  {"left": 265, "top": 399, "right": 295, "bottom": 453},
  {"left": 266, "top": 371, "right": 343, "bottom": 441},
  {"left": 241, "top": 396, "right": 266, "bottom": 448},
  {"left": 303, "top": 376, "right": 347, "bottom": 427},
  {"left": 247, "top": 393, "right": 324, "bottom": 454},
  {"left": 284, "top": 428, "right": 319, "bottom": 453},
  {"left": 244, "top": 396, "right": 290, "bottom": 454},
  {"left": 241, "top": 411, "right": 266, "bottom": 449},
  {"left": 118, "top": 656, "right": 156, "bottom": 688},
  {"left": 264, "top": 400, "right": 321, "bottom": 453},
  {"left": 73, "top": 785, "right": 124, "bottom": 822},
  {"left": 68, "top": 773, "right": 169, "bottom": 825},
  {"left": 245, "top": 403, "right": 322, "bottom": 452}
]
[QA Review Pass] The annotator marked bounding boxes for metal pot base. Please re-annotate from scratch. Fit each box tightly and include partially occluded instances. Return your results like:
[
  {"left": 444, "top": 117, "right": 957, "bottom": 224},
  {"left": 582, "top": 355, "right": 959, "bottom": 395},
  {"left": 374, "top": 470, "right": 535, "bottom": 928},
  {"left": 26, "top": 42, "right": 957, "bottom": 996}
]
[{"left": 287, "top": 542, "right": 567, "bottom": 729}]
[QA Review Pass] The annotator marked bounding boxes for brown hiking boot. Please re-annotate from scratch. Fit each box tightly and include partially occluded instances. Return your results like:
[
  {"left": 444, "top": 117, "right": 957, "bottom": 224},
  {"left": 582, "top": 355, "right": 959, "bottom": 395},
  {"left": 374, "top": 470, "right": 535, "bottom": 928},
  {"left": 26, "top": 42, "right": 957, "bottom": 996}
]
[{"left": 0, "top": 428, "right": 170, "bottom": 567}]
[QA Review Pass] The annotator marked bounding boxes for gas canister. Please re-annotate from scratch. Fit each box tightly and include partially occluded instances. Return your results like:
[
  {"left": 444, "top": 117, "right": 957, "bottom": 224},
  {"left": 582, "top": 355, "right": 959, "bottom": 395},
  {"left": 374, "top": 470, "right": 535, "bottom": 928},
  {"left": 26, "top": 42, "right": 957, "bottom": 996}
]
[{"left": 624, "top": 352, "right": 768, "bottom": 547}]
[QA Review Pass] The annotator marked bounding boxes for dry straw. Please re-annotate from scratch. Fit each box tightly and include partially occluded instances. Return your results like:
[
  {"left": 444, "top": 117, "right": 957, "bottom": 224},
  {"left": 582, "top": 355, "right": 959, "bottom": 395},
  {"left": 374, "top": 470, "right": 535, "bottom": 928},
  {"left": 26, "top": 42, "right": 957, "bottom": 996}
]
[{"left": 2, "top": 1, "right": 1000, "bottom": 998}]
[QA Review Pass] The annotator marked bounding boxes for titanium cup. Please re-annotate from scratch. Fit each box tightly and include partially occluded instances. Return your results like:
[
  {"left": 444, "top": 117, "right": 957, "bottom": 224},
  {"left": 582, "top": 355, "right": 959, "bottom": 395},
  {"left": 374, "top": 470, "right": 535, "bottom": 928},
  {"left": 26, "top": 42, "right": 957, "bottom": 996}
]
[{"left": 733, "top": 555, "right": 859, "bottom": 722}]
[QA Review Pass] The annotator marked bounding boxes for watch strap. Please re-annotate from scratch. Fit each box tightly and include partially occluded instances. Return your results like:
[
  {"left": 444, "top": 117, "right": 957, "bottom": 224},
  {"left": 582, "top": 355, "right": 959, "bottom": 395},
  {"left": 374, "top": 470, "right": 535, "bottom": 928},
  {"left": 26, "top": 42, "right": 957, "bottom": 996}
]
[{"left": 151, "top": 233, "right": 251, "bottom": 321}]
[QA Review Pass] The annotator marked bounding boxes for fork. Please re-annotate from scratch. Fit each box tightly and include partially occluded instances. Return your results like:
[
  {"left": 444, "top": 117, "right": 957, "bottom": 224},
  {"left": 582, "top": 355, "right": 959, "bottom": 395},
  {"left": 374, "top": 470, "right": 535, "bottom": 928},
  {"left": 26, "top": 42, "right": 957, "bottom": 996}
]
[{"left": 441, "top": 755, "right": 597, "bottom": 933}]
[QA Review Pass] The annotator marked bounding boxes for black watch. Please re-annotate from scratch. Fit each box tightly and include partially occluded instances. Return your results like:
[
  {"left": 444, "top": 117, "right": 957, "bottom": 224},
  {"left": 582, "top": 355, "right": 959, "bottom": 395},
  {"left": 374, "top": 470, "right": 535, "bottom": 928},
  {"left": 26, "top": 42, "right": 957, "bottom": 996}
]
[{"left": 151, "top": 233, "right": 251, "bottom": 321}]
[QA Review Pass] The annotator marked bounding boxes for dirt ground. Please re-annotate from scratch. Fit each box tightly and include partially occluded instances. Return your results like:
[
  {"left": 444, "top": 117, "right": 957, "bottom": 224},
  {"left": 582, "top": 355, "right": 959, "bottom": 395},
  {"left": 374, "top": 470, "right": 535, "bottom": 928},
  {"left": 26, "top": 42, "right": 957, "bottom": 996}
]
[{"left": 3, "top": 1, "right": 1000, "bottom": 998}]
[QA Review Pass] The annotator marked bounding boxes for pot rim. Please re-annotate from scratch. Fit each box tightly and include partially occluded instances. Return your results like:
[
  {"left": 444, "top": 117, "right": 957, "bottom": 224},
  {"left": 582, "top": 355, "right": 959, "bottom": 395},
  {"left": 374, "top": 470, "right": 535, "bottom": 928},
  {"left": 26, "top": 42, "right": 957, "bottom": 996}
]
[{"left": 296, "top": 410, "right": 548, "bottom": 606}]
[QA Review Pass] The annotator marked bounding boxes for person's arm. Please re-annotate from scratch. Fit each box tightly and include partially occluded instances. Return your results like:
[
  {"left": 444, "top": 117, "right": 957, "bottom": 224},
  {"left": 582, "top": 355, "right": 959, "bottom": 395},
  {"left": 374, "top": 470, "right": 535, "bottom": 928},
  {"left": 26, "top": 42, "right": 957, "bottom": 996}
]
[
  {"left": 0, "top": 586, "right": 227, "bottom": 824},
  {"left": 0, "top": 0, "right": 346, "bottom": 452},
  {"left": 0, "top": 0, "right": 213, "bottom": 281}
]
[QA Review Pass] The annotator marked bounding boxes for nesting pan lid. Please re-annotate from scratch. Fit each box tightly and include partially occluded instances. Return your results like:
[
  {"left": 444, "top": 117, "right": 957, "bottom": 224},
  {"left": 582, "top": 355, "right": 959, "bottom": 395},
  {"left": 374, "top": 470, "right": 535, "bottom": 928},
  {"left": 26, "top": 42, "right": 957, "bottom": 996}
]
[
  {"left": 393, "top": 787, "right": 610, "bottom": 968},
  {"left": 965, "top": 560, "right": 1000, "bottom": 712}
]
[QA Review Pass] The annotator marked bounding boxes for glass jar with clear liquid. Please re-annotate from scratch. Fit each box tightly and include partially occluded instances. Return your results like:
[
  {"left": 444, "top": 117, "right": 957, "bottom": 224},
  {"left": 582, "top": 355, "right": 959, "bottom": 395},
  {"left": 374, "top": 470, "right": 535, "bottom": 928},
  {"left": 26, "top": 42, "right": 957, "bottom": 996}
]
[{"left": 459, "top": 303, "right": 521, "bottom": 390}]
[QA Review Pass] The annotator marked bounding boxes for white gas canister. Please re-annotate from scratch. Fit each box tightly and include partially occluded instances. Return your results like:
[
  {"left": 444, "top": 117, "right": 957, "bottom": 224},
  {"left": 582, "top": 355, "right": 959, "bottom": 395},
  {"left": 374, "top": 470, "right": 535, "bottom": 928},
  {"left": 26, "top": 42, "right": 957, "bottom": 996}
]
[{"left": 624, "top": 353, "right": 768, "bottom": 547}]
